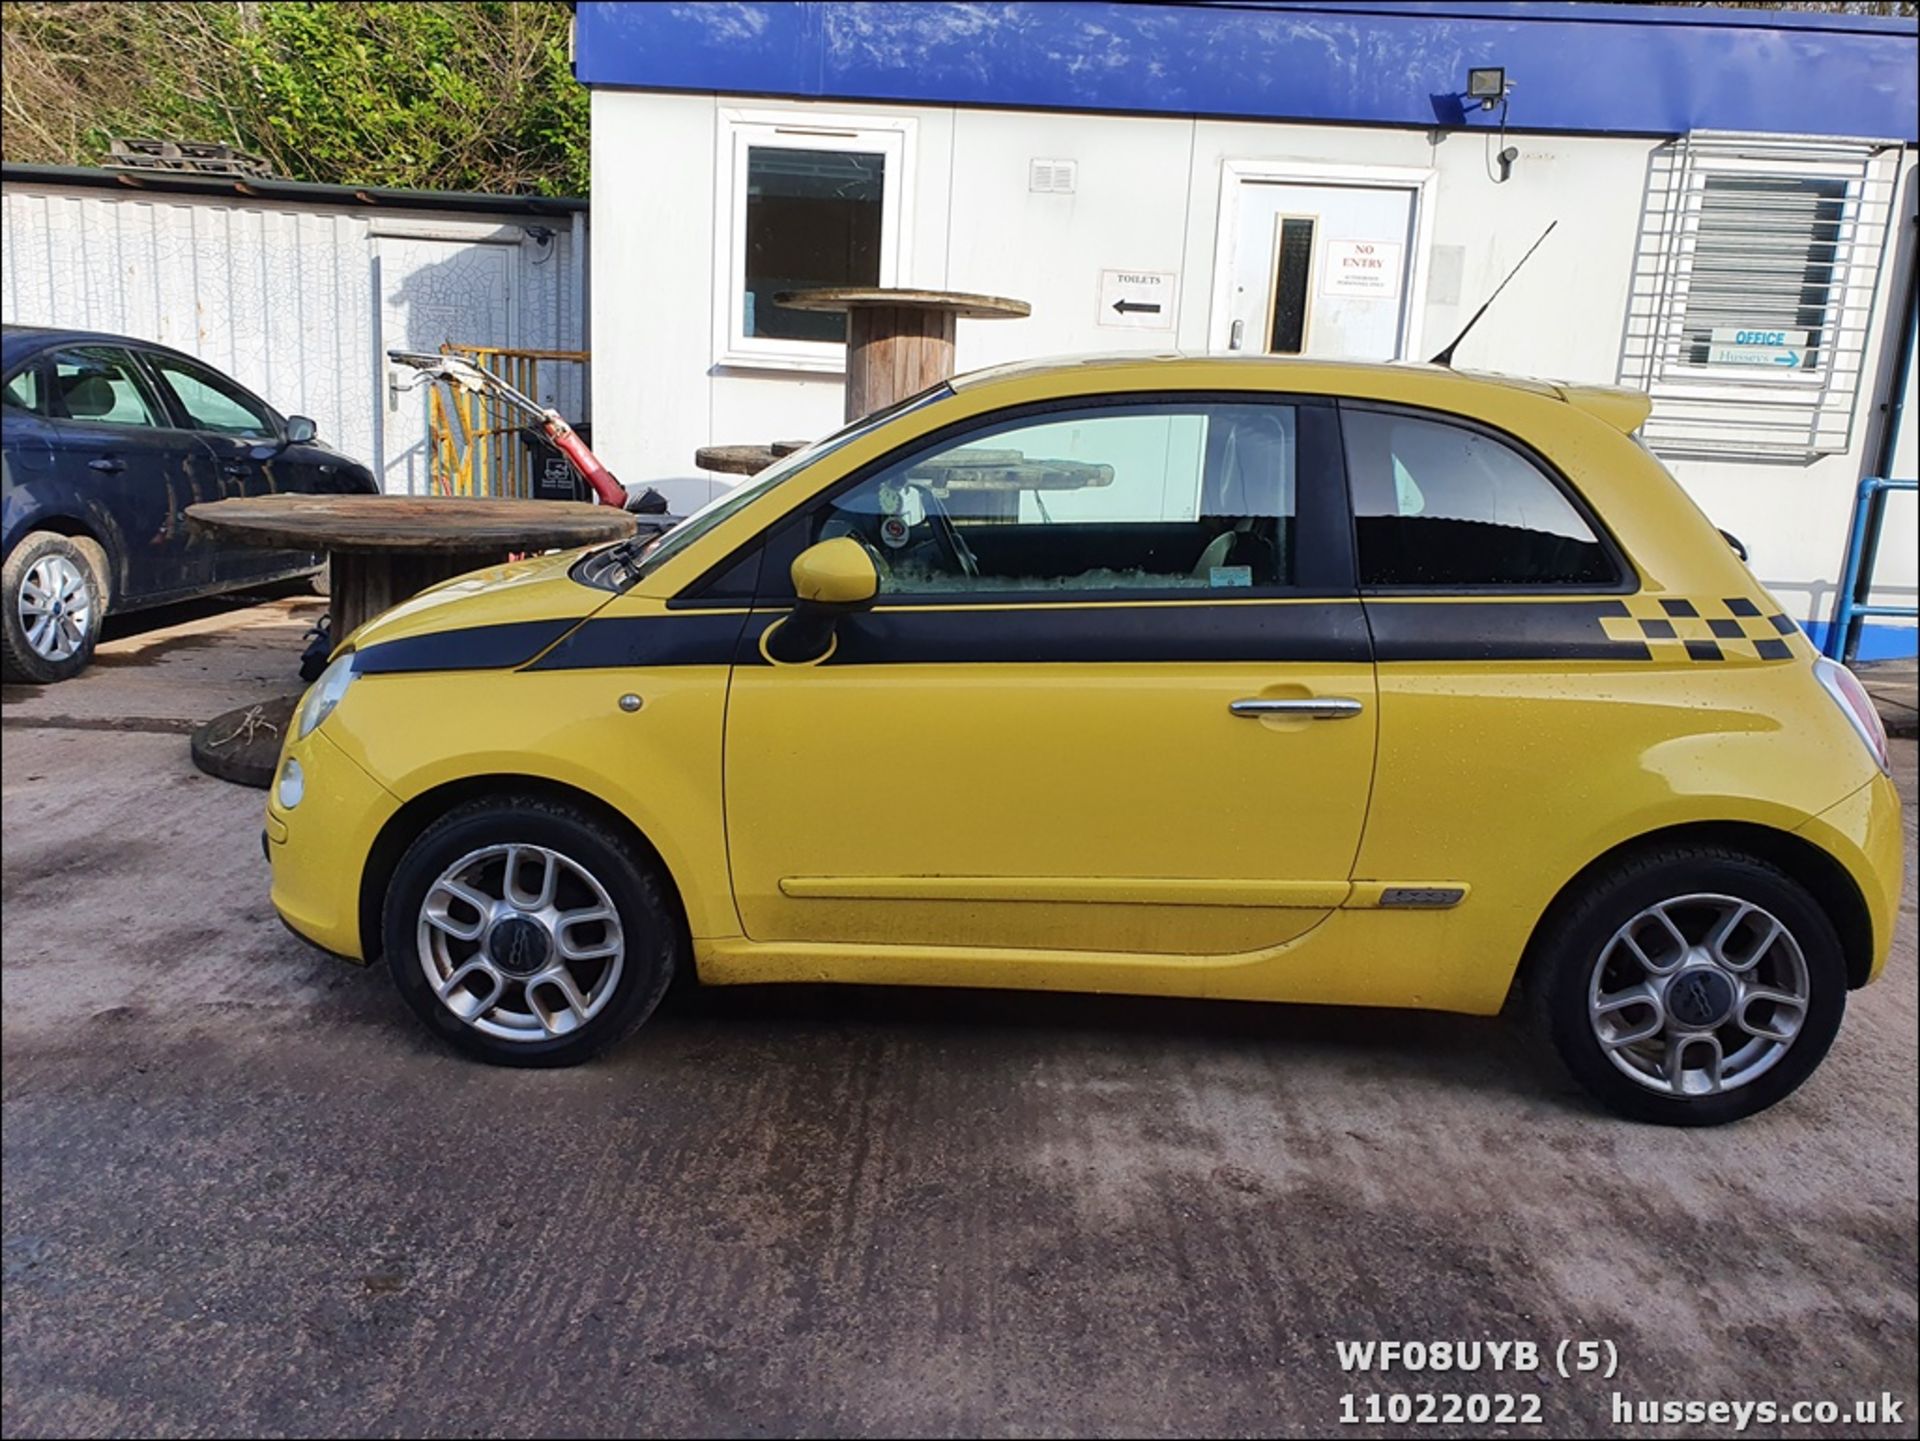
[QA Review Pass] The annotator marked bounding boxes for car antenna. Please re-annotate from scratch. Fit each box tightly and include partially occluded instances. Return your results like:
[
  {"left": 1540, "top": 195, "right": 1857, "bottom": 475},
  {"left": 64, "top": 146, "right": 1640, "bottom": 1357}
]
[{"left": 1428, "top": 220, "right": 1557, "bottom": 368}]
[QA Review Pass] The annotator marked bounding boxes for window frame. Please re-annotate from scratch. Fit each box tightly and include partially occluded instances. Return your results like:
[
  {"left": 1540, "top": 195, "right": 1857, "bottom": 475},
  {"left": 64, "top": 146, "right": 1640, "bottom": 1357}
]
[
  {"left": 751, "top": 391, "right": 1357, "bottom": 607},
  {"left": 1337, "top": 399, "right": 1636, "bottom": 597},
  {"left": 139, "top": 349, "right": 282, "bottom": 442},
  {"left": 45, "top": 345, "right": 169, "bottom": 432},
  {"left": 714, "top": 108, "right": 914, "bottom": 374}
]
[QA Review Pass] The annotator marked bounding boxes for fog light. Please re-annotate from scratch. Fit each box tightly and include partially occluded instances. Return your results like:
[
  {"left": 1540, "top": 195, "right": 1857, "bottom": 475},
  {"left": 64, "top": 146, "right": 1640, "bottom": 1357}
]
[{"left": 277, "top": 756, "right": 305, "bottom": 810}]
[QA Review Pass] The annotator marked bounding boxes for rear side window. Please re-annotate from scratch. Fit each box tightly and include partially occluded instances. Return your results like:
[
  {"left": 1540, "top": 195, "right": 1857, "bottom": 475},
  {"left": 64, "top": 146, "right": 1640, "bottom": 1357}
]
[
  {"left": 2, "top": 366, "right": 41, "bottom": 413},
  {"left": 1342, "top": 408, "right": 1617, "bottom": 588},
  {"left": 50, "top": 348, "right": 163, "bottom": 429}
]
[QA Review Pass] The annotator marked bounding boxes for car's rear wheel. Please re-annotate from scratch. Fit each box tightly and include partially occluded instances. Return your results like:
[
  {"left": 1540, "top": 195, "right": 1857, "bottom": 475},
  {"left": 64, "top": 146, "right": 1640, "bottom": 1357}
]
[
  {"left": 1531, "top": 846, "right": 1847, "bottom": 1126},
  {"left": 2, "top": 531, "right": 107, "bottom": 684},
  {"left": 382, "top": 796, "right": 681, "bottom": 1067}
]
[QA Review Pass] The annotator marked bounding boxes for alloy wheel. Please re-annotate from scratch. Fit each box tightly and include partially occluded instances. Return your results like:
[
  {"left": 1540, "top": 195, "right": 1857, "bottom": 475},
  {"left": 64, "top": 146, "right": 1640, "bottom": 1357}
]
[
  {"left": 1587, "top": 892, "right": 1810, "bottom": 1098},
  {"left": 416, "top": 843, "right": 626, "bottom": 1043},
  {"left": 18, "top": 554, "right": 92, "bottom": 662}
]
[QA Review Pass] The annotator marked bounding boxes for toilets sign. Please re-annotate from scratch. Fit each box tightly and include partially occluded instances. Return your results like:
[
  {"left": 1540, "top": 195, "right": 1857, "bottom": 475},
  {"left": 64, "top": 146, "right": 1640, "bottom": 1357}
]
[{"left": 1708, "top": 327, "right": 1811, "bottom": 368}]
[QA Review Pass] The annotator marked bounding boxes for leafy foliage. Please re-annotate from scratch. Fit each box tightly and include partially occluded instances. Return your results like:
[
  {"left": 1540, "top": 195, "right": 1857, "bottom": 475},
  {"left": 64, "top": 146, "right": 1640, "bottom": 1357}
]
[{"left": 1, "top": 1, "right": 588, "bottom": 195}]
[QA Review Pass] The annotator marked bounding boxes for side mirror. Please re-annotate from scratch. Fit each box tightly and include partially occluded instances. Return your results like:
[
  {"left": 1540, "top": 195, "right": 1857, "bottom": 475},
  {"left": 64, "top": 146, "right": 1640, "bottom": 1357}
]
[
  {"left": 284, "top": 416, "right": 318, "bottom": 444},
  {"left": 767, "top": 537, "right": 878, "bottom": 663}
]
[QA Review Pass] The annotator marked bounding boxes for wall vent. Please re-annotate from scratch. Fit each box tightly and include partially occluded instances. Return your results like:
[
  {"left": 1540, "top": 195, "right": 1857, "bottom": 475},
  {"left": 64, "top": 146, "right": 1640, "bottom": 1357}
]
[{"left": 1028, "top": 159, "right": 1077, "bottom": 194}]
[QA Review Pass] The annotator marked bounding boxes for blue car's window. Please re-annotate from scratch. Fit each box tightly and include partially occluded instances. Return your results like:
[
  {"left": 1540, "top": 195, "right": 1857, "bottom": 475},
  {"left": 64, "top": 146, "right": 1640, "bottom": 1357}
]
[
  {"left": 51, "top": 349, "right": 162, "bottom": 429},
  {"left": 149, "top": 356, "right": 275, "bottom": 440},
  {"left": 2, "top": 366, "right": 41, "bottom": 414}
]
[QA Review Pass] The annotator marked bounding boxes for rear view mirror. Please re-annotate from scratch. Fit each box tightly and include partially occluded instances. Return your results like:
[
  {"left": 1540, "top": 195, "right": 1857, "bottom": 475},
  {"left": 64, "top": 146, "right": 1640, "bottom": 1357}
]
[
  {"left": 285, "top": 416, "right": 318, "bottom": 444},
  {"left": 767, "top": 537, "right": 879, "bottom": 663}
]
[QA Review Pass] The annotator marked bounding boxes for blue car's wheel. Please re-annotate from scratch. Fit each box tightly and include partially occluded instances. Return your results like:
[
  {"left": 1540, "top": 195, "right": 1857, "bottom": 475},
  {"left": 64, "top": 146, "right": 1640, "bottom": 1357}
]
[{"left": 2, "top": 531, "right": 107, "bottom": 684}]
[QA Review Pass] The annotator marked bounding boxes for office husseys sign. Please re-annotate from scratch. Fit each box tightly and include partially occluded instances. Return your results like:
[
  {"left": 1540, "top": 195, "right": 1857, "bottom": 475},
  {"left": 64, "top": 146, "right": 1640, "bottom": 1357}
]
[{"left": 1707, "top": 328, "right": 1812, "bottom": 369}]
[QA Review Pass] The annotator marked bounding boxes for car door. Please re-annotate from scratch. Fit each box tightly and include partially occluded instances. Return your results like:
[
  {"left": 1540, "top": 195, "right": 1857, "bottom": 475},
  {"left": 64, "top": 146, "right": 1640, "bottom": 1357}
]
[
  {"left": 45, "top": 345, "right": 218, "bottom": 603},
  {"left": 141, "top": 350, "right": 316, "bottom": 585},
  {"left": 722, "top": 394, "right": 1378, "bottom": 957}
]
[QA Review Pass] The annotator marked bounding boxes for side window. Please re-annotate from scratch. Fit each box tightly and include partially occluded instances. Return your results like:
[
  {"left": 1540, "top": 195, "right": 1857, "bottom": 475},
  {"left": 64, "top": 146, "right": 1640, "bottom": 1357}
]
[
  {"left": 2, "top": 364, "right": 43, "bottom": 414},
  {"left": 810, "top": 402, "right": 1299, "bottom": 597},
  {"left": 1342, "top": 409, "right": 1617, "bottom": 588},
  {"left": 149, "top": 357, "right": 275, "bottom": 439},
  {"left": 49, "top": 349, "right": 163, "bottom": 429}
]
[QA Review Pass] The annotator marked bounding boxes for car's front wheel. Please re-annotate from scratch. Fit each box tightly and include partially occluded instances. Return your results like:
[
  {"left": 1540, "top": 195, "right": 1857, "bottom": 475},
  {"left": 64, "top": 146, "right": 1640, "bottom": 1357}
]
[
  {"left": 382, "top": 796, "right": 682, "bottom": 1067},
  {"left": 1531, "top": 846, "right": 1847, "bottom": 1126},
  {"left": 2, "top": 531, "right": 108, "bottom": 684}
]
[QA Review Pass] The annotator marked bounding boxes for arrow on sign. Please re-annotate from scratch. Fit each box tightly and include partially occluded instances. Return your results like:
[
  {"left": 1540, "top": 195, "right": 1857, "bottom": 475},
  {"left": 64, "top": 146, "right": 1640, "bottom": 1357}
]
[
  {"left": 1112, "top": 299, "right": 1162, "bottom": 315},
  {"left": 1774, "top": 351, "right": 1802, "bottom": 366}
]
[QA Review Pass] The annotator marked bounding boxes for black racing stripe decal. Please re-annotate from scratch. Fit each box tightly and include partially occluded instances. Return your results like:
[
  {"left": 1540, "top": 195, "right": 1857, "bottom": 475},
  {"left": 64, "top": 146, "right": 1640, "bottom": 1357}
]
[
  {"left": 1708, "top": 618, "right": 1746, "bottom": 639},
  {"left": 1754, "top": 638, "right": 1793, "bottom": 661},
  {"left": 1367, "top": 600, "right": 1650, "bottom": 662},
  {"left": 528, "top": 612, "right": 748, "bottom": 670},
  {"left": 1724, "top": 597, "right": 1762, "bottom": 617},
  {"left": 354, "top": 619, "right": 578, "bottom": 675},
  {"left": 828, "top": 602, "right": 1371, "bottom": 665},
  {"left": 1661, "top": 598, "right": 1699, "bottom": 618},
  {"left": 1685, "top": 639, "right": 1725, "bottom": 662},
  {"left": 1768, "top": 613, "right": 1797, "bottom": 635}
]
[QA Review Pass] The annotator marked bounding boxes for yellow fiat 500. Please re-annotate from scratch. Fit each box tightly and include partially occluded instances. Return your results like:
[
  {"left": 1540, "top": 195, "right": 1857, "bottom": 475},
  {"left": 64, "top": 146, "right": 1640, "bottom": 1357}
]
[{"left": 266, "top": 356, "right": 1901, "bottom": 1125}]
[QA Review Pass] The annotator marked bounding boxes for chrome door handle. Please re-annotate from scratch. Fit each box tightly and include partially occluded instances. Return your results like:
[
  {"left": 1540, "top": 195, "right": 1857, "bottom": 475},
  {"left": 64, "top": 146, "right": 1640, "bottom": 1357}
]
[
  {"left": 1229, "top": 318, "right": 1245, "bottom": 351},
  {"left": 1229, "top": 697, "right": 1364, "bottom": 719},
  {"left": 88, "top": 457, "right": 125, "bottom": 474}
]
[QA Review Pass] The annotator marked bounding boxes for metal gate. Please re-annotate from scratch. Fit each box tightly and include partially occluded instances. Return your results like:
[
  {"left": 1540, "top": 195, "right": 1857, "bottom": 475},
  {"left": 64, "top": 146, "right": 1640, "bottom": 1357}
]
[{"left": 426, "top": 344, "right": 592, "bottom": 498}]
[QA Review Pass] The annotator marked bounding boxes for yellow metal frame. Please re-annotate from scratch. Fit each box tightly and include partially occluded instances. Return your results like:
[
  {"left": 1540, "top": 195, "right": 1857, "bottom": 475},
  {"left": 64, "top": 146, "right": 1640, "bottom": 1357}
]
[{"left": 426, "top": 345, "right": 592, "bottom": 499}]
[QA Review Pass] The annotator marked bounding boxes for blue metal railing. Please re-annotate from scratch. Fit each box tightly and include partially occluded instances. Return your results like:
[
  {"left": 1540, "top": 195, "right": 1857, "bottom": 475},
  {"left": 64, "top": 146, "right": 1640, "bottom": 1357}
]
[{"left": 1826, "top": 475, "right": 1918, "bottom": 663}]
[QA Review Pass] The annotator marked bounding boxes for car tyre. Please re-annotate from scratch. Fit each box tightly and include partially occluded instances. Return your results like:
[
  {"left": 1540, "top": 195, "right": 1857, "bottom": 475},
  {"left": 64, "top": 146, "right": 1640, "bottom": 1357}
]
[
  {"left": 1529, "top": 845, "right": 1847, "bottom": 1126},
  {"left": 383, "top": 795, "right": 682, "bottom": 1067},
  {"left": 2, "top": 530, "right": 108, "bottom": 684}
]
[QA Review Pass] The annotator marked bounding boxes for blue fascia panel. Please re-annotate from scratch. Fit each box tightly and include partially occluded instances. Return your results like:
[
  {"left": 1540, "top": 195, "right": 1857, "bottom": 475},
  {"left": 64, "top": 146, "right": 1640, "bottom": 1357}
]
[
  {"left": 573, "top": 2, "right": 1919, "bottom": 142},
  {"left": 1800, "top": 617, "right": 1919, "bottom": 662}
]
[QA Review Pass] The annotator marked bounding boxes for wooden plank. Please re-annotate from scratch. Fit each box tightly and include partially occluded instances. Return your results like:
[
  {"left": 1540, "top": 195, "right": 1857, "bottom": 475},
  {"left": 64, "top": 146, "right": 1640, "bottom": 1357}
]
[{"left": 187, "top": 495, "right": 637, "bottom": 552}]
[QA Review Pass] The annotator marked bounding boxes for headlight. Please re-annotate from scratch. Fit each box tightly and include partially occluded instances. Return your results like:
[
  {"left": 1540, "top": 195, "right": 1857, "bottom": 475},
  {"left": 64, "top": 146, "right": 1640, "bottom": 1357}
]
[
  {"left": 277, "top": 756, "right": 305, "bottom": 809},
  {"left": 297, "top": 651, "right": 357, "bottom": 739}
]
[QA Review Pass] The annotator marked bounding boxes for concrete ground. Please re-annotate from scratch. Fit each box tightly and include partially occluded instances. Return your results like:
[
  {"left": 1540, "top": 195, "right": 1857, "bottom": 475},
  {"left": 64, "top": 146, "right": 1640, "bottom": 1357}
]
[{"left": 2, "top": 598, "right": 1915, "bottom": 1439}]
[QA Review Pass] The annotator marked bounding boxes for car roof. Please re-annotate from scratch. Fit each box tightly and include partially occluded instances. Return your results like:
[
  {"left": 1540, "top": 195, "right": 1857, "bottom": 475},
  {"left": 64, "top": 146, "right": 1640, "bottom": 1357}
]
[
  {"left": 949, "top": 352, "right": 1653, "bottom": 435},
  {"left": 1, "top": 324, "right": 201, "bottom": 372}
]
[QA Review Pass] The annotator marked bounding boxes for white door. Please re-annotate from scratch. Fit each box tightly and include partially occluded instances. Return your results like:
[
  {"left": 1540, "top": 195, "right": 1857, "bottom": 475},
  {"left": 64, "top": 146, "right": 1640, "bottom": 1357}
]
[
  {"left": 1217, "top": 180, "right": 1418, "bottom": 361},
  {"left": 374, "top": 237, "right": 514, "bottom": 494}
]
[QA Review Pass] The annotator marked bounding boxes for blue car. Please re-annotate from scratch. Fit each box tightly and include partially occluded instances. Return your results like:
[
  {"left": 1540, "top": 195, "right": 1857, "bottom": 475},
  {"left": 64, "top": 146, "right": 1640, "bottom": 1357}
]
[{"left": 1, "top": 325, "right": 377, "bottom": 682}]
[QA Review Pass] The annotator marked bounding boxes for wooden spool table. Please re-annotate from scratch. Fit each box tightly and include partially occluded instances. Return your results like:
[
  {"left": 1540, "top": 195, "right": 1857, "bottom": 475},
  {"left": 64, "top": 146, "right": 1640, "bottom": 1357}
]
[
  {"left": 695, "top": 287, "right": 1030, "bottom": 476},
  {"left": 184, "top": 496, "right": 636, "bottom": 789},
  {"left": 187, "top": 494, "right": 637, "bottom": 639},
  {"left": 691, "top": 439, "right": 811, "bottom": 478},
  {"left": 774, "top": 287, "right": 1031, "bottom": 423}
]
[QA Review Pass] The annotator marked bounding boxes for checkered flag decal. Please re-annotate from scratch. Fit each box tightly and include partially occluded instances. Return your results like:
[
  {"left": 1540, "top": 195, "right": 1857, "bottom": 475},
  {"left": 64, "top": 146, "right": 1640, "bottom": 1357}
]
[{"left": 1601, "top": 596, "right": 1801, "bottom": 663}]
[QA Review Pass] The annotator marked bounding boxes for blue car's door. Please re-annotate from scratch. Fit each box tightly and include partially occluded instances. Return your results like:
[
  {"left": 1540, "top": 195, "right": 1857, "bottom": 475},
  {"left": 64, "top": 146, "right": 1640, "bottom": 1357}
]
[
  {"left": 140, "top": 351, "right": 317, "bottom": 586},
  {"left": 45, "top": 345, "right": 218, "bottom": 604}
]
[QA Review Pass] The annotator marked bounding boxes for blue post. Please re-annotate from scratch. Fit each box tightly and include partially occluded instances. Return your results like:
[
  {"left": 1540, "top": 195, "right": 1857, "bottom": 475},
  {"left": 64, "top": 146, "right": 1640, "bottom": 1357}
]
[{"left": 1826, "top": 476, "right": 1919, "bottom": 663}]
